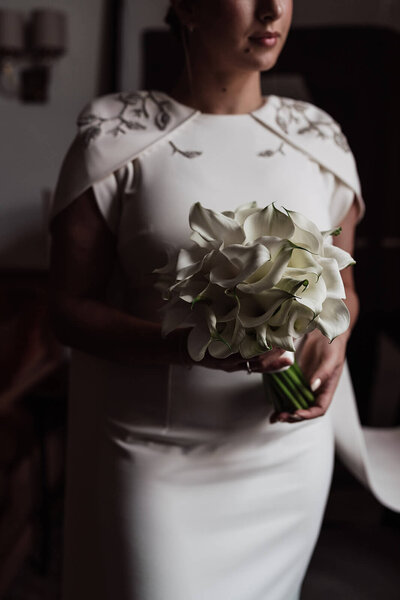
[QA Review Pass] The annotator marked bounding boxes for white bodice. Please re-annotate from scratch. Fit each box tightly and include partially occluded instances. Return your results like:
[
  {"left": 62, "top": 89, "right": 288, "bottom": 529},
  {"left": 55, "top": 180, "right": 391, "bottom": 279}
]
[{"left": 91, "top": 93, "right": 355, "bottom": 319}]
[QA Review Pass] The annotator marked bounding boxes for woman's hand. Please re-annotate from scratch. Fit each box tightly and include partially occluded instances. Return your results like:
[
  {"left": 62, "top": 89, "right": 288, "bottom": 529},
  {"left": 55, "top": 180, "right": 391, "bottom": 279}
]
[
  {"left": 270, "top": 329, "right": 348, "bottom": 424},
  {"left": 270, "top": 196, "right": 361, "bottom": 424}
]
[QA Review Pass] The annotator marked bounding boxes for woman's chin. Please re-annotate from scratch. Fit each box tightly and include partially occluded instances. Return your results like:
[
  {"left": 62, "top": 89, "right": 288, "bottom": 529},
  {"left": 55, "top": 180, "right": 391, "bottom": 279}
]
[
  {"left": 242, "top": 55, "right": 279, "bottom": 73},
  {"left": 236, "top": 45, "right": 280, "bottom": 72}
]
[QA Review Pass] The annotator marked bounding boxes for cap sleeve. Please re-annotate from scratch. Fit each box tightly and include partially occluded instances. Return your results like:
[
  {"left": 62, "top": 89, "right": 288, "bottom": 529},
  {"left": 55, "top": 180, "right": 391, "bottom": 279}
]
[
  {"left": 49, "top": 159, "right": 135, "bottom": 235},
  {"left": 329, "top": 175, "right": 366, "bottom": 226},
  {"left": 91, "top": 161, "right": 135, "bottom": 234}
]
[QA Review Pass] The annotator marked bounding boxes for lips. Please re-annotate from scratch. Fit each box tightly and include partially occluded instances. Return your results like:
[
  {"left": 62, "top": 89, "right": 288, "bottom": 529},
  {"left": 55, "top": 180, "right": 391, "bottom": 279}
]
[
  {"left": 248, "top": 31, "right": 280, "bottom": 48},
  {"left": 249, "top": 31, "right": 280, "bottom": 41}
]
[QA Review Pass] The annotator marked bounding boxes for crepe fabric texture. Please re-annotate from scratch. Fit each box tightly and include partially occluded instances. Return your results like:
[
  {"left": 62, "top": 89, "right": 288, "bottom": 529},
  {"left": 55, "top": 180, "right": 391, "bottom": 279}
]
[{"left": 51, "top": 91, "right": 400, "bottom": 600}]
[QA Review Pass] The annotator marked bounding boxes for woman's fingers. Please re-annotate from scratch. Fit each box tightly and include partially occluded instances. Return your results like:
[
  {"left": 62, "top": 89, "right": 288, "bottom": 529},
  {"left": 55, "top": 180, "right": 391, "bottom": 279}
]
[
  {"left": 310, "top": 377, "right": 322, "bottom": 392},
  {"left": 255, "top": 349, "right": 293, "bottom": 372},
  {"left": 270, "top": 400, "right": 327, "bottom": 423},
  {"left": 269, "top": 410, "right": 310, "bottom": 423},
  {"left": 293, "top": 403, "right": 328, "bottom": 420},
  {"left": 272, "top": 367, "right": 342, "bottom": 423}
]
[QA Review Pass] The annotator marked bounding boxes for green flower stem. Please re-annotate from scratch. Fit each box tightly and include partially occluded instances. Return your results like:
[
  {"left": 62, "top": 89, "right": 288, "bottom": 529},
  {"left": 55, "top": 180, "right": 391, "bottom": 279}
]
[
  {"left": 291, "top": 363, "right": 315, "bottom": 404},
  {"left": 284, "top": 370, "right": 310, "bottom": 409},
  {"left": 291, "top": 361, "right": 308, "bottom": 386},
  {"left": 270, "top": 373, "right": 304, "bottom": 411},
  {"left": 268, "top": 377, "right": 291, "bottom": 412},
  {"left": 280, "top": 370, "right": 309, "bottom": 409},
  {"left": 263, "top": 362, "right": 316, "bottom": 414},
  {"left": 287, "top": 368, "right": 315, "bottom": 404},
  {"left": 263, "top": 375, "right": 283, "bottom": 412}
]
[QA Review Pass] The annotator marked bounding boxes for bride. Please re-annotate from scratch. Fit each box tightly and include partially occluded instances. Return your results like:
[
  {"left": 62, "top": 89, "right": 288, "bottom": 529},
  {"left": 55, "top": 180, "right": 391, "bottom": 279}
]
[{"left": 49, "top": 1, "right": 399, "bottom": 599}]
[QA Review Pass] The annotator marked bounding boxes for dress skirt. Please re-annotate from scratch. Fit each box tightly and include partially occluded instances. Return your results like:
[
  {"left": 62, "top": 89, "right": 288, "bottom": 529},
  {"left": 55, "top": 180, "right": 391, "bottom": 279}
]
[{"left": 62, "top": 351, "right": 335, "bottom": 600}]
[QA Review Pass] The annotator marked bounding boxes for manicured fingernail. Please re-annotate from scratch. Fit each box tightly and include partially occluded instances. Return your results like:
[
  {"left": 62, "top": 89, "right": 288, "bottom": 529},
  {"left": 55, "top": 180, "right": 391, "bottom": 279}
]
[
  {"left": 291, "top": 414, "right": 303, "bottom": 421},
  {"left": 311, "top": 378, "right": 322, "bottom": 392}
]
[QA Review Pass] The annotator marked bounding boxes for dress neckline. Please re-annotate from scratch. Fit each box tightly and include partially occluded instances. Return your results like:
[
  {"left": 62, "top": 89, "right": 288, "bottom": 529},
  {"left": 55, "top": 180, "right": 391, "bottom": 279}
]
[{"left": 160, "top": 91, "right": 271, "bottom": 119}]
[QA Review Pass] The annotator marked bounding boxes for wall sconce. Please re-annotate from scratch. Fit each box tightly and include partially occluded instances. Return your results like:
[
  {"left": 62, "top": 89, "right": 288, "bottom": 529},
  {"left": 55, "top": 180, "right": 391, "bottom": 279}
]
[{"left": 0, "top": 8, "right": 67, "bottom": 103}]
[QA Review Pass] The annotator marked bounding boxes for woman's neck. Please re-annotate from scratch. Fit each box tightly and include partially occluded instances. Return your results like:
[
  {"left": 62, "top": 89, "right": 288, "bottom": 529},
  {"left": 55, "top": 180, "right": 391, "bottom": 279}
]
[{"left": 169, "top": 69, "right": 264, "bottom": 115}]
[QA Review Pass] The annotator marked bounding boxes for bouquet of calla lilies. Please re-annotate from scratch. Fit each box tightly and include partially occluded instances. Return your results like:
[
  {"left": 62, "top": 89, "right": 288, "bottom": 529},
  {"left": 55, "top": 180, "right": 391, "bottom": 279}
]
[{"left": 155, "top": 202, "right": 355, "bottom": 414}]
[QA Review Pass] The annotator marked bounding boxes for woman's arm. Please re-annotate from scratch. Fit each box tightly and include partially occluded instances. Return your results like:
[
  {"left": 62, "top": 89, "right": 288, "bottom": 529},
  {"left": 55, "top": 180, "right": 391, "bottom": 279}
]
[
  {"left": 49, "top": 188, "right": 186, "bottom": 365},
  {"left": 49, "top": 188, "right": 290, "bottom": 372},
  {"left": 271, "top": 197, "right": 360, "bottom": 423}
]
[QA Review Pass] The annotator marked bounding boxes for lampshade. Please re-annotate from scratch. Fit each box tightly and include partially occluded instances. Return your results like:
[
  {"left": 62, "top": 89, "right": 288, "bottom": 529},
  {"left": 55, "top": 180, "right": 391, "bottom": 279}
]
[
  {"left": 0, "top": 9, "right": 25, "bottom": 56},
  {"left": 30, "top": 9, "right": 67, "bottom": 57}
]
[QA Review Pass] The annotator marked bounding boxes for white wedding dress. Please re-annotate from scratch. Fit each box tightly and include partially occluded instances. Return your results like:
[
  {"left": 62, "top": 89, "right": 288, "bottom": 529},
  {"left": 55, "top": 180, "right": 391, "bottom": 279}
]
[{"left": 51, "top": 91, "right": 400, "bottom": 600}]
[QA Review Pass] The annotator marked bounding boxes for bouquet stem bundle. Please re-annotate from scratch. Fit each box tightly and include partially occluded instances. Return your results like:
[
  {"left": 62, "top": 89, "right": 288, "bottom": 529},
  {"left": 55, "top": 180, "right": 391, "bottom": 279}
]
[{"left": 263, "top": 361, "right": 315, "bottom": 413}]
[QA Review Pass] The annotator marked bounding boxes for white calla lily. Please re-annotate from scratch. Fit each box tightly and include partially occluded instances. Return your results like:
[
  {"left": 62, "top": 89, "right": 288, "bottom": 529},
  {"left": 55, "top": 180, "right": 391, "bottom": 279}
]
[
  {"left": 277, "top": 273, "right": 327, "bottom": 314},
  {"left": 243, "top": 203, "right": 295, "bottom": 242},
  {"left": 291, "top": 303, "right": 317, "bottom": 337},
  {"left": 190, "top": 202, "right": 245, "bottom": 246},
  {"left": 208, "top": 319, "right": 245, "bottom": 358},
  {"left": 169, "top": 277, "right": 209, "bottom": 303},
  {"left": 263, "top": 325, "right": 296, "bottom": 353},
  {"left": 254, "top": 236, "right": 289, "bottom": 256},
  {"left": 190, "top": 230, "right": 221, "bottom": 249},
  {"left": 267, "top": 298, "right": 315, "bottom": 335},
  {"left": 232, "top": 201, "right": 259, "bottom": 226},
  {"left": 237, "top": 288, "right": 294, "bottom": 328},
  {"left": 277, "top": 267, "right": 319, "bottom": 291},
  {"left": 160, "top": 298, "right": 193, "bottom": 336},
  {"left": 286, "top": 209, "right": 323, "bottom": 254},
  {"left": 323, "top": 243, "right": 356, "bottom": 270},
  {"left": 191, "top": 284, "right": 238, "bottom": 322},
  {"left": 175, "top": 247, "right": 219, "bottom": 282},
  {"left": 296, "top": 278, "right": 327, "bottom": 314},
  {"left": 318, "top": 257, "right": 346, "bottom": 299},
  {"left": 288, "top": 247, "right": 323, "bottom": 274},
  {"left": 255, "top": 323, "right": 272, "bottom": 351},
  {"left": 321, "top": 226, "right": 342, "bottom": 239},
  {"left": 210, "top": 243, "right": 270, "bottom": 288},
  {"left": 187, "top": 304, "right": 217, "bottom": 361},
  {"left": 237, "top": 241, "right": 293, "bottom": 293},
  {"left": 187, "top": 323, "right": 212, "bottom": 361},
  {"left": 264, "top": 301, "right": 315, "bottom": 350},
  {"left": 314, "top": 297, "right": 350, "bottom": 340},
  {"left": 175, "top": 247, "right": 204, "bottom": 274},
  {"left": 239, "top": 332, "right": 269, "bottom": 359}
]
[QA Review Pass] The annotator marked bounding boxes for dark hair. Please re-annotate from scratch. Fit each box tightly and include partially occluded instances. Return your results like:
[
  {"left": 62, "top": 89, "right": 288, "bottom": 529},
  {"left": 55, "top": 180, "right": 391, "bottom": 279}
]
[{"left": 164, "top": 6, "right": 183, "bottom": 42}]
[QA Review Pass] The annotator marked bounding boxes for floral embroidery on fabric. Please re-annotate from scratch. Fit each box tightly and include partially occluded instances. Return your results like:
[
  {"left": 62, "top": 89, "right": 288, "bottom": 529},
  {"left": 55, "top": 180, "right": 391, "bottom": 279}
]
[
  {"left": 274, "top": 98, "right": 350, "bottom": 153},
  {"left": 258, "top": 142, "right": 285, "bottom": 158},
  {"left": 77, "top": 91, "right": 172, "bottom": 146},
  {"left": 169, "top": 141, "right": 202, "bottom": 159}
]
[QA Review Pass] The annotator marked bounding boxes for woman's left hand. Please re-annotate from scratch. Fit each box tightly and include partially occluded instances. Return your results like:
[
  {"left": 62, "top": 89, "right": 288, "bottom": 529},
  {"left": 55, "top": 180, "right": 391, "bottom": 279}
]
[
  {"left": 270, "top": 329, "right": 349, "bottom": 424},
  {"left": 270, "top": 196, "right": 362, "bottom": 425}
]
